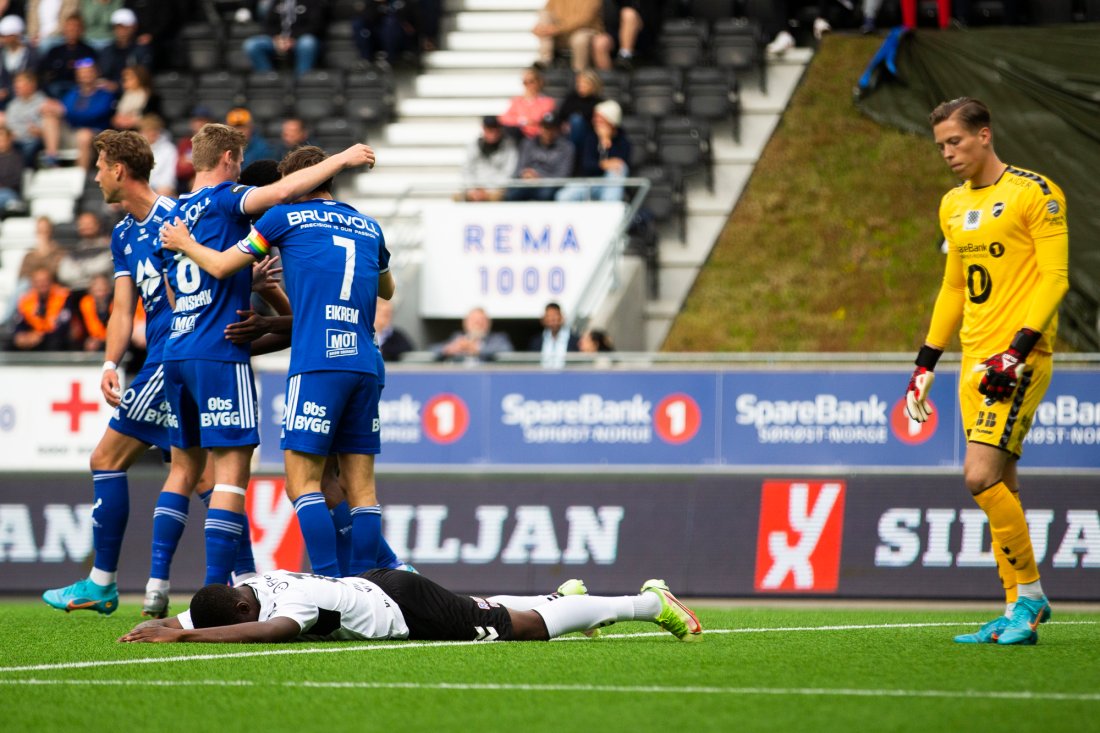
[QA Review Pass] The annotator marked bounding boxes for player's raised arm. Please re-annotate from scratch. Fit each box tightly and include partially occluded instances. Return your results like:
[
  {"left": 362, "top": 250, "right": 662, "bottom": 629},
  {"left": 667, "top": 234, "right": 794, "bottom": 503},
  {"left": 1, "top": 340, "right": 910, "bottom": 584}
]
[
  {"left": 160, "top": 217, "right": 255, "bottom": 279},
  {"left": 243, "top": 143, "right": 376, "bottom": 216},
  {"left": 100, "top": 276, "right": 136, "bottom": 406}
]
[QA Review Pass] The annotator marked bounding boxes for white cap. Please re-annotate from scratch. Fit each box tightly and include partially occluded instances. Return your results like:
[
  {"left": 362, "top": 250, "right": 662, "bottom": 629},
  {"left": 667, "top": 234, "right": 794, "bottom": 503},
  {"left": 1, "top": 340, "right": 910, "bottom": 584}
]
[
  {"left": 110, "top": 8, "right": 138, "bottom": 26},
  {"left": 593, "top": 100, "right": 622, "bottom": 128},
  {"left": 0, "top": 15, "right": 25, "bottom": 36}
]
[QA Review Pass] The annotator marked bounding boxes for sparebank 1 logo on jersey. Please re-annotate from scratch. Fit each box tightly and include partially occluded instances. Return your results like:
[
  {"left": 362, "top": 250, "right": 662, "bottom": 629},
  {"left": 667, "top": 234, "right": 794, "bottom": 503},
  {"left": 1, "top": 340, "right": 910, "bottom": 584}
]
[
  {"left": 754, "top": 480, "right": 846, "bottom": 593},
  {"left": 423, "top": 393, "right": 470, "bottom": 444},
  {"left": 890, "top": 397, "right": 938, "bottom": 445}
]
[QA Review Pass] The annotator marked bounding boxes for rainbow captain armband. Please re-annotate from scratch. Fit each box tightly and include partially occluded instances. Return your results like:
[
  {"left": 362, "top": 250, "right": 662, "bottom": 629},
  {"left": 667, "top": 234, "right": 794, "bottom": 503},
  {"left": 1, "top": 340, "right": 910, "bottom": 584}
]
[{"left": 238, "top": 227, "right": 271, "bottom": 257}]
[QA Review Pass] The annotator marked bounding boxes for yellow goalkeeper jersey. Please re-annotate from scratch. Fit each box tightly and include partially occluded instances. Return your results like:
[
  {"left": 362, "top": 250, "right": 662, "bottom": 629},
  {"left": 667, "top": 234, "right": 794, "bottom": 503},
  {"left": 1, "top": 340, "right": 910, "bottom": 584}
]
[{"left": 929, "top": 165, "right": 1069, "bottom": 358}]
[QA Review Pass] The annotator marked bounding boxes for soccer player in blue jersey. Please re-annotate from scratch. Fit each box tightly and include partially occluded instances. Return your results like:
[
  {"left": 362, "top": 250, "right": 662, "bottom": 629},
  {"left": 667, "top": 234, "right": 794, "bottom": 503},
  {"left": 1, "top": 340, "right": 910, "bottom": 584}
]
[
  {"left": 156, "top": 126, "right": 376, "bottom": 585},
  {"left": 161, "top": 145, "right": 396, "bottom": 578},
  {"left": 41, "top": 131, "right": 255, "bottom": 619}
]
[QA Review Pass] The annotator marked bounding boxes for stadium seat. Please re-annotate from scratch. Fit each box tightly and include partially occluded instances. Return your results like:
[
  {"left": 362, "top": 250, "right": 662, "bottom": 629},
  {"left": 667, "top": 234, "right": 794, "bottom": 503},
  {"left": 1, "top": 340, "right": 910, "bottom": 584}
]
[
  {"left": 595, "top": 69, "right": 630, "bottom": 108},
  {"left": 313, "top": 118, "right": 364, "bottom": 153},
  {"left": 660, "top": 19, "right": 708, "bottom": 70},
  {"left": 712, "top": 18, "right": 766, "bottom": 93},
  {"left": 657, "top": 117, "right": 713, "bottom": 192},
  {"left": 196, "top": 71, "right": 243, "bottom": 122},
  {"left": 324, "top": 39, "right": 363, "bottom": 71},
  {"left": 294, "top": 70, "right": 345, "bottom": 122},
  {"left": 684, "top": 67, "right": 741, "bottom": 141},
  {"left": 637, "top": 164, "right": 686, "bottom": 243},
  {"left": 228, "top": 21, "right": 263, "bottom": 40},
  {"left": 345, "top": 69, "right": 396, "bottom": 125},
  {"left": 691, "top": 0, "right": 737, "bottom": 25},
  {"left": 630, "top": 67, "right": 682, "bottom": 120},
  {"left": 331, "top": 0, "right": 364, "bottom": 21},
  {"left": 620, "top": 115, "right": 655, "bottom": 169},
  {"left": 184, "top": 36, "right": 221, "bottom": 73},
  {"left": 541, "top": 67, "right": 574, "bottom": 103},
  {"left": 246, "top": 72, "right": 292, "bottom": 123}
]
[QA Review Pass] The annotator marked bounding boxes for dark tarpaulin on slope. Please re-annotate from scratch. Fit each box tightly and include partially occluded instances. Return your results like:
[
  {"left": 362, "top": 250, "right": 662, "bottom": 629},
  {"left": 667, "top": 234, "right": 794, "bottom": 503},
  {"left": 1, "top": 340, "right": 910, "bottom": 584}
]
[{"left": 856, "top": 25, "right": 1100, "bottom": 350}]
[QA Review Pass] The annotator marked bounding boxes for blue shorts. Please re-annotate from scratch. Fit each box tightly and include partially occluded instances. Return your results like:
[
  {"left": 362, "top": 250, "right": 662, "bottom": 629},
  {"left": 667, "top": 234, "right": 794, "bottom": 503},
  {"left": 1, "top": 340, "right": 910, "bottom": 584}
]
[
  {"left": 163, "top": 359, "right": 260, "bottom": 450},
  {"left": 281, "top": 371, "right": 381, "bottom": 456},
  {"left": 109, "top": 360, "right": 172, "bottom": 453}
]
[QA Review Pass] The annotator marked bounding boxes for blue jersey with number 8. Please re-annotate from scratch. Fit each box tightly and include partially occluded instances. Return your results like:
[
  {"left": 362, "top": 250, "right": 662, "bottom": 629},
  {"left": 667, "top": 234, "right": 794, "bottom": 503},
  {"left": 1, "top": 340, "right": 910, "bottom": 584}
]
[
  {"left": 157, "top": 181, "right": 256, "bottom": 364},
  {"left": 242, "top": 198, "right": 389, "bottom": 377}
]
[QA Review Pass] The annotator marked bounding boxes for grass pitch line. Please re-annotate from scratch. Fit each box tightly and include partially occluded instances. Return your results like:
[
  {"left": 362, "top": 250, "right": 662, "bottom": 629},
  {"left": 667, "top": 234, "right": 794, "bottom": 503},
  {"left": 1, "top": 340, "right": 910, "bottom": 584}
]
[
  {"left": 2, "top": 679, "right": 1099, "bottom": 703},
  {"left": 1, "top": 620, "right": 1095, "bottom": 674}
]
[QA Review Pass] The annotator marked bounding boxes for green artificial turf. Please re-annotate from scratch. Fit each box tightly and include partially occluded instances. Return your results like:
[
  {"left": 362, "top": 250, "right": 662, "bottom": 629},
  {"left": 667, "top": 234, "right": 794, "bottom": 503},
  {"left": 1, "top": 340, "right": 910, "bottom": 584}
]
[{"left": 2, "top": 602, "right": 1098, "bottom": 732}]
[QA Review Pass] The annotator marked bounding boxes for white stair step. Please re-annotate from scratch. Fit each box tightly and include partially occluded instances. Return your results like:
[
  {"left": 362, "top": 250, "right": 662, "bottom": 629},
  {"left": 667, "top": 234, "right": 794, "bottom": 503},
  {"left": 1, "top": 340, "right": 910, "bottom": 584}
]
[
  {"left": 444, "top": 0, "right": 544, "bottom": 11},
  {"left": 0, "top": 216, "right": 38, "bottom": 249},
  {"left": 450, "top": 11, "right": 538, "bottom": 32},
  {"left": 398, "top": 97, "right": 510, "bottom": 117},
  {"left": 384, "top": 122, "right": 481, "bottom": 146},
  {"left": 30, "top": 198, "right": 76, "bottom": 223},
  {"left": 382, "top": 147, "right": 467, "bottom": 167},
  {"left": 353, "top": 171, "right": 461, "bottom": 197},
  {"left": 27, "top": 167, "right": 86, "bottom": 198},
  {"left": 444, "top": 32, "right": 539, "bottom": 51},
  {"left": 415, "top": 73, "right": 522, "bottom": 98},
  {"left": 424, "top": 50, "right": 538, "bottom": 70}
]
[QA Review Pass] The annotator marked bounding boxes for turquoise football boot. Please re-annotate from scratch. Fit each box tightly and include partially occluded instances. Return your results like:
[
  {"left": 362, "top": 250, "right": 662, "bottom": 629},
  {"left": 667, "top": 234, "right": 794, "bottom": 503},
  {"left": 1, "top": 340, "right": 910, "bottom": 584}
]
[
  {"left": 997, "top": 596, "right": 1052, "bottom": 646},
  {"left": 42, "top": 578, "right": 119, "bottom": 615},
  {"left": 953, "top": 615, "right": 1010, "bottom": 644}
]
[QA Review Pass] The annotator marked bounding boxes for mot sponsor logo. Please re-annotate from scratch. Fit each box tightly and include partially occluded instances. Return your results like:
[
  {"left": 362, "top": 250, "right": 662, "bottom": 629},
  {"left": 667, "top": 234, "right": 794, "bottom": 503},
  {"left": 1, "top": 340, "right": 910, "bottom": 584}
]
[{"left": 754, "top": 480, "right": 846, "bottom": 592}]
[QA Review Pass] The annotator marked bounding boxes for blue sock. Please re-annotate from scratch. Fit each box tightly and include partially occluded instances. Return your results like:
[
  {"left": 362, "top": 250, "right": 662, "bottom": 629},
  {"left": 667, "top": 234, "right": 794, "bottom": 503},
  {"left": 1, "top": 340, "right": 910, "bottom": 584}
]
[
  {"left": 234, "top": 512, "right": 257, "bottom": 577},
  {"left": 198, "top": 489, "right": 213, "bottom": 507},
  {"left": 349, "top": 505, "right": 382, "bottom": 574},
  {"left": 91, "top": 470, "right": 129, "bottom": 575},
  {"left": 204, "top": 508, "right": 245, "bottom": 585},
  {"left": 375, "top": 505, "right": 400, "bottom": 569},
  {"left": 294, "top": 493, "right": 340, "bottom": 576},
  {"left": 149, "top": 492, "right": 190, "bottom": 581},
  {"left": 330, "top": 501, "right": 353, "bottom": 576}
]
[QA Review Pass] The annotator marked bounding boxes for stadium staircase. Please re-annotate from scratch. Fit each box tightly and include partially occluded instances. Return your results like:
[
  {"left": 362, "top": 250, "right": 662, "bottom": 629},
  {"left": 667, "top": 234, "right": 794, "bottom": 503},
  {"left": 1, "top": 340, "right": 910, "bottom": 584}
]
[{"left": 338, "top": 0, "right": 814, "bottom": 350}]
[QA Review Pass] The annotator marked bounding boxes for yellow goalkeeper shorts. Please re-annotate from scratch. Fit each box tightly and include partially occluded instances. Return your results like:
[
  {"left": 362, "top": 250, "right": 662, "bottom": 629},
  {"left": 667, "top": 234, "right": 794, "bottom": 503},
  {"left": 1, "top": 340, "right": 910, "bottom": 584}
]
[{"left": 959, "top": 351, "right": 1052, "bottom": 458}]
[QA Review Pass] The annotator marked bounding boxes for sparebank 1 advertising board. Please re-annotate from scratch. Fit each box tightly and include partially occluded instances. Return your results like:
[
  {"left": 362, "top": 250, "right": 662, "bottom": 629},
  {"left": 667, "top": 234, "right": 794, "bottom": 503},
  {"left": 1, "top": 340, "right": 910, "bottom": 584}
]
[{"left": 418, "top": 201, "right": 626, "bottom": 319}]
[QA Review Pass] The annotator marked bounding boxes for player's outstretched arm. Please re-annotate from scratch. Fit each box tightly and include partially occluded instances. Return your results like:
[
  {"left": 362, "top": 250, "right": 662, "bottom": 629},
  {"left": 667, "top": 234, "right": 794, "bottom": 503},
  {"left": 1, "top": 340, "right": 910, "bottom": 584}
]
[
  {"left": 160, "top": 218, "right": 255, "bottom": 279},
  {"left": 243, "top": 143, "right": 376, "bottom": 216},
  {"left": 120, "top": 617, "right": 300, "bottom": 644},
  {"left": 101, "top": 277, "right": 136, "bottom": 407}
]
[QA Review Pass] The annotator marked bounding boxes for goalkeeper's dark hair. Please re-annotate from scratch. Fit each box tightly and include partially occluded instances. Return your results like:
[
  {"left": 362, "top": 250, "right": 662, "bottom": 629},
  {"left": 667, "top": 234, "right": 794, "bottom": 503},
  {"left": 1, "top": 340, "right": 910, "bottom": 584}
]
[
  {"left": 190, "top": 584, "right": 245, "bottom": 629},
  {"left": 929, "top": 97, "right": 991, "bottom": 134},
  {"left": 239, "top": 158, "right": 282, "bottom": 187}
]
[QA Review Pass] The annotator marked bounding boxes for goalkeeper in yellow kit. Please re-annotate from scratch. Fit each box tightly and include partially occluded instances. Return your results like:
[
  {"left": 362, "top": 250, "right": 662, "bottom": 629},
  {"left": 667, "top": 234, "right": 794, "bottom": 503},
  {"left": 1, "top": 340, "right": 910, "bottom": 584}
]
[{"left": 905, "top": 97, "right": 1070, "bottom": 646}]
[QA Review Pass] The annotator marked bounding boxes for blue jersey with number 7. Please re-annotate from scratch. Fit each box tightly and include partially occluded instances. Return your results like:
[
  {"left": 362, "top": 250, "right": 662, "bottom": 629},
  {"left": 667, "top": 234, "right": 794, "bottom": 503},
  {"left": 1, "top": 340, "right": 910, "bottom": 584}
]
[{"left": 241, "top": 199, "right": 389, "bottom": 377}]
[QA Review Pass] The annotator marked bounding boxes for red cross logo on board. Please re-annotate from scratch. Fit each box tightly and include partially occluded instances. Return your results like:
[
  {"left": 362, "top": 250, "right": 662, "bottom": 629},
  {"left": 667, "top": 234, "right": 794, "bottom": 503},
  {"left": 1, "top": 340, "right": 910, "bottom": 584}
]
[{"left": 51, "top": 381, "right": 99, "bottom": 432}]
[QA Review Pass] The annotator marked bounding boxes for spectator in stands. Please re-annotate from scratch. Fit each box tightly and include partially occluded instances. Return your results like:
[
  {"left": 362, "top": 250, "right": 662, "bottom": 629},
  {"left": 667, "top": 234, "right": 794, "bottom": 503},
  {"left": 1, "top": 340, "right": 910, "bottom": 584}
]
[
  {"left": 556, "top": 99, "right": 630, "bottom": 202},
  {"left": 459, "top": 115, "right": 517, "bottom": 203},
  {"left": 54, "top": 56, "right": 116, "bottom": 168},
  {"left": 0, "top": 124, "right": 24, "bottom": 212},
  {"left": 226, "top": 106, "right": 276, "bottom": 167},
  {"left": 556, "top": 69, "right": 603, "bottom": 150},
  {"left": 0, "top": 16, "right": 40, "bottom": 109},
  {"left": 27, "top": 0, "right": 80, "bottom": 52},
  {"left": 37, "top": 13, "right": 96, "bottom": 98},
  {"left": 81, "top": 0, "right": 125, "bottom": 51},
  {"left": 418, "top": 0, "right": 441, "bottom": 52},
  {"left": 578, "top": 327, "right": 614, "bottom": 353},
  {"left": 434, "top": 306, "right": 513, "bottom": 363},
  {"left": 244, "top": 0, "right": 325, "bottom": 77},
  {"left": 353, "top": 0, "right": 420, "bottom": 68},
  {"left": 76, "top": 270, "right": 111, "bottom": 351},
  {"left": 766, "top": 1, "right": 834, "bottom": 55},
  {"left": 528, "top": 301, "right": 578, "bottom": 368},
  {"left": 109, "top": 64, "right": 156, "bottom": 130},
  {"left": 533, "top": 0, "right": 609, "bottom": 72},
  {"left": 505, "top": 112, "right": 574, "bottom": 202},
  {"left": 18, "top": 217, "right": 64, "bottom": 283},
  {"left": 599, "top": 0, "right": 657, "bottom": 71},
  {"left": 96, "top": 8, "right": 152, "bottom": 86},
  {"left": 57, "top": 210, "right": 112, "bottom": 289},
  {"left": 375, "top": 296, "right": 413, "bottom": 362},
  {"left": 174, "top": 103, "right": 212, "bottom": 191},
  {"left": 500, "top": 66, "right": 556, "bottom": 140},
  {"left": 138, "top": 113, "right": 175, "bottom": 196},
  {"left": 126, "top": 0, "right": 186, "bottom": 70},
  {"left": 274, "top": 116, "right": 311, "bottom": 160},
  {"left": 5, "top": 70, "right": 61, "bottom": 166},
  {"left": 9, "top": 265, "right": 75, "bottom": 351}
]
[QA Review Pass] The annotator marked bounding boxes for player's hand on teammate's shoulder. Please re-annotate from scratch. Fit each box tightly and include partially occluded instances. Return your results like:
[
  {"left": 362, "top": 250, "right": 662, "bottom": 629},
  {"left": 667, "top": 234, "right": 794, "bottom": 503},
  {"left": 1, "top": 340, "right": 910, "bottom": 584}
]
[
  {"left": 159, "top": 217, "right": 191, "bottom": 252},
  {"left": 338, "top": 143, "right": 375, "bottom": 171}
]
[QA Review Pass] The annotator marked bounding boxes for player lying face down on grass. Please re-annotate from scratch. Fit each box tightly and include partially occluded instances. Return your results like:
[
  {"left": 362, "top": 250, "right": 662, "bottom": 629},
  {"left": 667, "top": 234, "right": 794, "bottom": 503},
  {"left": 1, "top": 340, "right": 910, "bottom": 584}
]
[{"left": 118, "top": 569, "right": 702, "bottom": 644}]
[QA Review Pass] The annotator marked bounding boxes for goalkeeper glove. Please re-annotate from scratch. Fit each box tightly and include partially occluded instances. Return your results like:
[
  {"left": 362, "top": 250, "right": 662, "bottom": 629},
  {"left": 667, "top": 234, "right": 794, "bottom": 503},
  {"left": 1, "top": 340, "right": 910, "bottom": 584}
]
[
  {"left": 905, "top": 345, "right": 942, "bottom": 423},
  {"left": 977, "top": 328, "right": 1039, "bottom": 402}
]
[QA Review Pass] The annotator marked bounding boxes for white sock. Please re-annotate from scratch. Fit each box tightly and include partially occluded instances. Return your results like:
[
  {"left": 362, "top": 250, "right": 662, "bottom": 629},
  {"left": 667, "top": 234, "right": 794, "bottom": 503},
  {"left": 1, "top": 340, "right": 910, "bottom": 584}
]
[
  {"left": 486, "top": 594, "right": 558, "bottom": 611},
  {"left": 146, "top": 577, "right": 170, "bottom": 593},
  {"left": 89, "top": 568, "right": 116, "bottom": 586},
  {"left": 533, "top": 595, "right": 642, "bottom": 638},
  {"left": 1017, "top": 579, "right": 1045, "bottom": 601}
]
